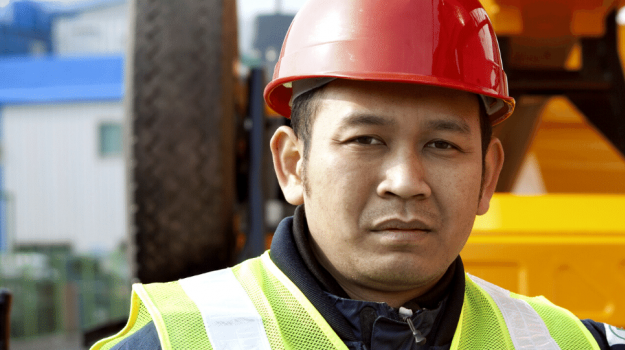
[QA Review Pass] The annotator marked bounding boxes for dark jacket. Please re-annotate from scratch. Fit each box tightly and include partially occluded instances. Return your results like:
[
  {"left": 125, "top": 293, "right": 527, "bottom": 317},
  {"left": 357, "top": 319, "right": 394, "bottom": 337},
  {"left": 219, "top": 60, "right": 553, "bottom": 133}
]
[{"left": 111, "top": 207, "right": 622, "bottom": 349}]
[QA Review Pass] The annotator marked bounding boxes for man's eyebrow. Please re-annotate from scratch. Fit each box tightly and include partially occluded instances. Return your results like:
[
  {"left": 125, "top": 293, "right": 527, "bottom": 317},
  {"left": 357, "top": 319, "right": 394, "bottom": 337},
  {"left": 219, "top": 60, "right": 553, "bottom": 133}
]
[
  {"left": 425, "top": 119, "right": 472, "bottom": 134},
  {"left": 337, "top": 113, "right": 396, "bottom": 128}
]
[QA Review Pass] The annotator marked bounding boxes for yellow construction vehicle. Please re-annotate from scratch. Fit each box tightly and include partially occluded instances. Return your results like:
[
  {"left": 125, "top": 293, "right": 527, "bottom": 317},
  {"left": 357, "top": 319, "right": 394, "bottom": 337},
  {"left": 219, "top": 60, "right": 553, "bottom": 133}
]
[{"left": 465, "top": 0, "right": 625, "bottom": 327}]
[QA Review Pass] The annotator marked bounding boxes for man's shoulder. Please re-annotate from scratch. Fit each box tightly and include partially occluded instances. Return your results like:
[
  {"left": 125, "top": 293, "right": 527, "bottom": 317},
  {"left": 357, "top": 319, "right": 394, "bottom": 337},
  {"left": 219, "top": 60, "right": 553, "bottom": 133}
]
[
  {"left": 466, "top": 274, "right": 623, "bottom": 349},
  {"left": 105, "top": 321, "right": 161, "bottom": 350},
  {"left": 582, "top": 319, "right": 625, "bottom": 350}
]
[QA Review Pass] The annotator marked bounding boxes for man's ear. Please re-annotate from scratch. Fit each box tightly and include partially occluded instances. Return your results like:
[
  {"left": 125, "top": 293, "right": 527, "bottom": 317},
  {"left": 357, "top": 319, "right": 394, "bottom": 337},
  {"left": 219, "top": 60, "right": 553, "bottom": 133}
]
[
  {"left": 270, "top": 126, "right": 305, "bottom": 205},
  {"left": 477, "top": 137, "right": 504, "bottom": 215}
]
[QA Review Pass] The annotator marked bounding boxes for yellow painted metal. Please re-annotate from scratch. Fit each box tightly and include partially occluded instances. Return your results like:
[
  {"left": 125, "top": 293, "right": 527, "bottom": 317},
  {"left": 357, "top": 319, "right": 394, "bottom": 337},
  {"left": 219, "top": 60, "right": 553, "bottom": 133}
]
[
  {"left": 528, "top": 97, "right": 625, "bottom": 193},
  {"left": 468, "top": 0, "right": 625, "bottom": 330},
  {"left": 480, "top": 0, "right": 524, "bottom": 35},
  {"left": 481, "top": 0, "right": 622, "bottom": 37},
  {"left": 465, "top": 194, "right": 625, "bottom": 327}
]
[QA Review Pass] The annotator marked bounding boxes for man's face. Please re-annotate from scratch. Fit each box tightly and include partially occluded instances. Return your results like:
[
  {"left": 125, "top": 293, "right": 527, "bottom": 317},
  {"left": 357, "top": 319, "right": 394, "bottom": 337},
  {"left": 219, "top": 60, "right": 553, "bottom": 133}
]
[{"left": 299, "top": 80, "right": 494, "bottom": 295}]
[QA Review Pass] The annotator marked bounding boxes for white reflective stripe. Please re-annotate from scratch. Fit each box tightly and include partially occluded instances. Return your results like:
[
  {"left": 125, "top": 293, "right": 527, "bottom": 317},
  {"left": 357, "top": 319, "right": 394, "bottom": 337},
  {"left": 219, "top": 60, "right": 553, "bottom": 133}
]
[
  {"left": 468, "top": 274, "right": 561, "bottom": 350},
  {"left": 605, "top": 323, "right": 625, "bottom": 346},
  {"left": 179, "top": 268, "right": 271, "bottom": 350}
]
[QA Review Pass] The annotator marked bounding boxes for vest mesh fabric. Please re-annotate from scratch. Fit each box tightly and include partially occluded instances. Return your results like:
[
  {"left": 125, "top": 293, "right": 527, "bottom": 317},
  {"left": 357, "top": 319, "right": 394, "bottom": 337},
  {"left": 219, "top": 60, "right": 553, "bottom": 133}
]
[
  {"left": 143, "top": 281, "right": 213, "bottom": 350},
  {"left": 232, "top": 255, "right": 348, "bottom": 350},
  {"left": 95, "top": 259, "right": 600, "bottom": 350},
  {"left": 92, "top": 281, "right": 212, "bottom": 350},
  {"left": 514, "top": 293, "right": 600, "bottom": 350},
  {"left": 453, "top": 275, "right": 516, "bottom": 349}
]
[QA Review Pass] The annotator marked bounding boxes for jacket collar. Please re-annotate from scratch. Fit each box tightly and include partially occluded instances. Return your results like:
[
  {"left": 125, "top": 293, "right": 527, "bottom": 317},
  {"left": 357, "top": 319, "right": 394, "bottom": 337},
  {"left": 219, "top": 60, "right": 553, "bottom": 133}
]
[{"left": 270, "top": 205, "right": 465, "bottom": 348}]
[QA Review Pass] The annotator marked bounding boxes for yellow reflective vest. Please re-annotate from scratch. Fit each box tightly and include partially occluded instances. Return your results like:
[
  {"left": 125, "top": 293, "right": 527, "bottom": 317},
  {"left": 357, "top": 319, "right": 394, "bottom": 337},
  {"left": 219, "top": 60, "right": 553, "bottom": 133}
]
[{"left": 92, "top": 252, "right": 600, "bottom": 350}]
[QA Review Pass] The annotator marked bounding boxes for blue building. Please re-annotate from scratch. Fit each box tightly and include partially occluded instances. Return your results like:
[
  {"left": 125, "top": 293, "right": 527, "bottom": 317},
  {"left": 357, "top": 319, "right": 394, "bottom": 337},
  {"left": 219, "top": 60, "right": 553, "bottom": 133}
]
[
  {"left": 0, "top": 55, "right": 126, "bottom": 252},
  {"left": 0, "top": 1, "right": 53, "bottom": 56},
  {"left": 0, "top": 0, "right": 128, "bottom": 57},
  {"left": 0, "top": 0, "right": 128, "bottom": 252}
]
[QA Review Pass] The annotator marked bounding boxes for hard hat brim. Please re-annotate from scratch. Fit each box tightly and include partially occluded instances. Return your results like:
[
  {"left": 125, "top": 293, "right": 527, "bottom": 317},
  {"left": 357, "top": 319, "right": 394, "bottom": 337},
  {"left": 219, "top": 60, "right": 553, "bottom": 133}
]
[{"left": 265, "top": 73, "right": 515, "bottom": 125}]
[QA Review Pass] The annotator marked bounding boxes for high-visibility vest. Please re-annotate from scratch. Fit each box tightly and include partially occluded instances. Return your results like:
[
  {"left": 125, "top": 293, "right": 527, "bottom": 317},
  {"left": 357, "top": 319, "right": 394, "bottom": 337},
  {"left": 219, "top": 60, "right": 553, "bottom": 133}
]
[{"left": 92, "top": 252, "right": 600, "bottom": 350}]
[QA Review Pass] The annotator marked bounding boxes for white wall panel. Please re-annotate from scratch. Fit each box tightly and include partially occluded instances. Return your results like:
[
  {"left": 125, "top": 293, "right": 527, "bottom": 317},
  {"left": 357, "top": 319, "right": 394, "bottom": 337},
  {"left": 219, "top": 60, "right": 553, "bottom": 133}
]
[
  {"left": 54, "top": 3, "right": 129, "bottom": 56},
  {"left": 2, "top": 101, "right": 126, "bottom": 252}
]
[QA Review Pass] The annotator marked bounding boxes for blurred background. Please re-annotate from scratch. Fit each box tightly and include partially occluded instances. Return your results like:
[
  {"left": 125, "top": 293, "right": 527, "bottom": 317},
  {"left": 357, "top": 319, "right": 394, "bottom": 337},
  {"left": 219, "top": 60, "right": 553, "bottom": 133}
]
[{"left": 0, "top": 0, "right": 623, "bottom": 349}]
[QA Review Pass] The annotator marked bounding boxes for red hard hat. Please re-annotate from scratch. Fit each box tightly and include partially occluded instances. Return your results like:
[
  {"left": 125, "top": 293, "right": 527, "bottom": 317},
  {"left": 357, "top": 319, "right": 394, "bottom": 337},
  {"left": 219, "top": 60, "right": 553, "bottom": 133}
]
[{"left": 264, "top": 0, "right": 515, "bottom": 125}]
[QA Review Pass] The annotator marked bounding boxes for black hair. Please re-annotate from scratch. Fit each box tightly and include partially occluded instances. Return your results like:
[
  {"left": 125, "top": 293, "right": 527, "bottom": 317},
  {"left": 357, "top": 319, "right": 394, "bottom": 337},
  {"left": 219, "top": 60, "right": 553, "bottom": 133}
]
[{"left": 289, "top": 86, "right": 326, "bottom": 160}]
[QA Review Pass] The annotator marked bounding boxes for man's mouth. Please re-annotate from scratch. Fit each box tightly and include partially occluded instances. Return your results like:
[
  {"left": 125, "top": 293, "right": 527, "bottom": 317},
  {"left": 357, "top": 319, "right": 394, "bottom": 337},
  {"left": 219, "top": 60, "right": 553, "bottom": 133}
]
[{"left": 371, "top": 219, "right": 432, "bottom": 232}]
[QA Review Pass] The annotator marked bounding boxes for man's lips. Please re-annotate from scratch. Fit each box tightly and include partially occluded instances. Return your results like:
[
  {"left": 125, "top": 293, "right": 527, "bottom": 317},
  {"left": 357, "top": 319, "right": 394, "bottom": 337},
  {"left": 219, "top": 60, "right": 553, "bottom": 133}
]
[{"left": 371, "top": 219, "right": 432, "bottom": 232}]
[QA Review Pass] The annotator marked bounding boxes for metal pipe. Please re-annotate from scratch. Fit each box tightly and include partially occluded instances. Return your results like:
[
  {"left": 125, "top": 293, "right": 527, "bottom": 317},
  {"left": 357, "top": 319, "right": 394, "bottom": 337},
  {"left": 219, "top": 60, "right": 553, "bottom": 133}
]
[{"left": 239, "top": 68, "right": 266, "bottom": 261}]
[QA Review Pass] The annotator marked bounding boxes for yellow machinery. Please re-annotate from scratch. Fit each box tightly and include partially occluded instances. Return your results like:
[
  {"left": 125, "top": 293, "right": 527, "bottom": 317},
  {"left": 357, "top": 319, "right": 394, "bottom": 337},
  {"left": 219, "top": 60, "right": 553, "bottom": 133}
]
[
  {"left": 469, "top": 195, "right": 625, "bottom": 326},
  {"left": 464, "top": 0, "right": 625, "bottom": 327}
]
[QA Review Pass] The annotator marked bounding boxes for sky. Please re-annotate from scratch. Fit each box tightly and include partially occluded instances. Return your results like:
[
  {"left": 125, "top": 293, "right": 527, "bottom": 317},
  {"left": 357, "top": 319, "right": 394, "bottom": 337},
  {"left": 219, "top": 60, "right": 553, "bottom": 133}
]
[
  {"left": 0, "top": 0, "right": 310, "bottom": 22},
  {"left": 0, "top": 0, "right": 309, "bottom": 11},
  {"left": 1, "top": 0, "right": 624, "bottom": 50},
  {"left": 0, "top": 0, "right": 309, "bottom": 53},
  {"left": 1, "top": 0, "right": 624, "bottom": 21}
]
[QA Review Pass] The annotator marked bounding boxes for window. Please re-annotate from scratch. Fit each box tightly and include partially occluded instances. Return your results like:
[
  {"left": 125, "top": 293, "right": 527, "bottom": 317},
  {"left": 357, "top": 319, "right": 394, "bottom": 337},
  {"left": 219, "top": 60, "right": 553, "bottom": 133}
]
[{"left": 99, "top": 123, "right": 123, "bottom": 157}]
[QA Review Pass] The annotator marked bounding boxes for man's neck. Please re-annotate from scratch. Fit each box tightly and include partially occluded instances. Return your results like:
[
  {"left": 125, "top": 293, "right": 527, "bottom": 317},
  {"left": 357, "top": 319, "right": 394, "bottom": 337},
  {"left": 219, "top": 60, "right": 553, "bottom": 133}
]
[{"left": 316, "top": 254, "right": 446, "bottom": 309}]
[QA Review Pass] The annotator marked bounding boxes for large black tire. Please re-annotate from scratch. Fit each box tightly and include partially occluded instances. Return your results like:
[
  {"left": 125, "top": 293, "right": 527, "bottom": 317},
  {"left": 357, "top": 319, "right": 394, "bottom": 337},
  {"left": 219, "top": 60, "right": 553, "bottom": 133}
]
[{"left": 129, "top": 0, "right": 237, "bottom": 283}]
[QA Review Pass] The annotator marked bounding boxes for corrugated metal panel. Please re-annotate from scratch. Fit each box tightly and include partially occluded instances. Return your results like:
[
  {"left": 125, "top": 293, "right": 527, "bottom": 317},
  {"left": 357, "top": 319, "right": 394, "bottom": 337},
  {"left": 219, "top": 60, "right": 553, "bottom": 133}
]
[
  {"left": 2, "top": 101, "right": 126, "bottom": 252},
  {"left": 53, "top": 2, "right": 129, "bottom": 56}
]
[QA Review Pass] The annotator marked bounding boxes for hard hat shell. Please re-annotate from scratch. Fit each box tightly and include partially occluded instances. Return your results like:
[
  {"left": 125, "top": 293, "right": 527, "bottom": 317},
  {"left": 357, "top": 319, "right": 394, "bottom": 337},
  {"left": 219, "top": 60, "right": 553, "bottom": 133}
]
[{"left": 264, "top": 0, "right": 515, "bottom": 125}]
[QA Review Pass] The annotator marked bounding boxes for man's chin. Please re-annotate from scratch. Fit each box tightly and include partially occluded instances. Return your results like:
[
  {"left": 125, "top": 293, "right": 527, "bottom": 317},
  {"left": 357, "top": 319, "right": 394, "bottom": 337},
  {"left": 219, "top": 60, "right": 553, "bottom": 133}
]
[{"left": 358, "top": 261, "right": 445, "bottom": 290}]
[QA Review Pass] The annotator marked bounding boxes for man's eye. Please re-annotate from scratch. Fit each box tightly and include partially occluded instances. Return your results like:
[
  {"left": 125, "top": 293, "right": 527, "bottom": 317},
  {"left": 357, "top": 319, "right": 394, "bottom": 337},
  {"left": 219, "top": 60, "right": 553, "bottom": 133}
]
[
  {"left": 352, "top": 136, "right": 383, "bottom": 145},
  {"left": 426, "top": 140, "right": 455, "bottom": 149}
]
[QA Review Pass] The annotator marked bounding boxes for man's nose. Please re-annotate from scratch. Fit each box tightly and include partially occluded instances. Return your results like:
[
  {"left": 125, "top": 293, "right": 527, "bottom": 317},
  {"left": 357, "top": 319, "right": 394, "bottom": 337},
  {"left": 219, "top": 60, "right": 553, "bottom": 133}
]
[{"left": 376, "top": 153, "right": 432, "bottom": 199}]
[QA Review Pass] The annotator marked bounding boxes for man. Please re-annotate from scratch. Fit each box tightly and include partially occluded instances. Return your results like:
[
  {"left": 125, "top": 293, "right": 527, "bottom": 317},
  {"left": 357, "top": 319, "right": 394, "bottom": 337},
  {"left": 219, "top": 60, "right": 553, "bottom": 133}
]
[{"left": 93, "top": 0, "right": 625, "bottom": 349}]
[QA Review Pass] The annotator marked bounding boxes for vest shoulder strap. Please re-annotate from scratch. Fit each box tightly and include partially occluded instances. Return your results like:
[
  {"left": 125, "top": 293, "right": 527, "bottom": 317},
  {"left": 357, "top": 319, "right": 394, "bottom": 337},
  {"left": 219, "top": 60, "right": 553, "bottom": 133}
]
[
  {"left": 179, "top": 267, "right": 272, "bottom": 350},
  {"left": 89, "top": 285, "right": 154, "bottom": 350},
  {"left": 139, "top": 280, "right": 214, "bottom": 350},
  {"left": 89, "top": 280, "right": 211, "bottom": 350},
  {"left": 455, "top": 273, "right": 600, "bottom": 350},
  {"left": 91, "top": 252, "right": 347, "bottom": 350},
  {"left": 468, "top": 273, "right": 561, "bottom": 350},
  {"left": 513, "top": 293, "right": 600, "bottom": 350},
  {"left": 232, "top": 252, "right": 349, "bottom": 350}
]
